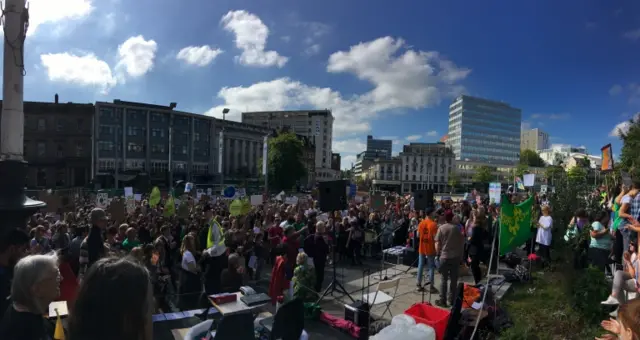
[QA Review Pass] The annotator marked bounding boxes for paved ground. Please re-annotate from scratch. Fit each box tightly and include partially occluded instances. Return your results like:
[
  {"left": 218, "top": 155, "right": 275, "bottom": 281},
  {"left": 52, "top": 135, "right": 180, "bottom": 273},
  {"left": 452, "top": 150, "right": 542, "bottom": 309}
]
[{"left": 154, "top": 257, "right": 513, "bottom": 339}]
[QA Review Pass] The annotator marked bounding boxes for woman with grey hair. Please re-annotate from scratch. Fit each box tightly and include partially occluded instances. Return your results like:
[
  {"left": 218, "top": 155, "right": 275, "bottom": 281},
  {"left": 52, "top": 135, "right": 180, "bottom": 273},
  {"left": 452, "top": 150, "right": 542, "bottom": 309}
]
[{"left": 0, "top": 253, "right": 61, "bottom": 340}]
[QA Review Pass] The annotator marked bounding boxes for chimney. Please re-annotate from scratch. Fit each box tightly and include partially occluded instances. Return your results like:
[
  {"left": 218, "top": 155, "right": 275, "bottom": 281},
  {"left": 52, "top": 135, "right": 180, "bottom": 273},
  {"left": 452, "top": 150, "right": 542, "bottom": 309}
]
[
  {"left": 54, "top": 94, "right": 59, "bottom": 104},
  {"left": 169, "top": 102, "right": 177, "bottom": 109}
]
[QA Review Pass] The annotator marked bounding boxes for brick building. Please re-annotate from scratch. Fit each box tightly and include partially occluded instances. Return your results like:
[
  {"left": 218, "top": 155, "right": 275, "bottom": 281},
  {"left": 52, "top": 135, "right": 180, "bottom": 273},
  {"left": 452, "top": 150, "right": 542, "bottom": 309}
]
[{"left": 3, "top": 95, "right": 95, "bottom": 188}]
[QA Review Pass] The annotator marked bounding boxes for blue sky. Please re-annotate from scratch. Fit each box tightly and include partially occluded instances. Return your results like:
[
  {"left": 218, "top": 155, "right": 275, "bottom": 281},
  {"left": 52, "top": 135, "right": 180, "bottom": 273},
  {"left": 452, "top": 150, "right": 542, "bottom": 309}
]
[{"left": 22, "top": 0, "right": 640, "bottom": 169}]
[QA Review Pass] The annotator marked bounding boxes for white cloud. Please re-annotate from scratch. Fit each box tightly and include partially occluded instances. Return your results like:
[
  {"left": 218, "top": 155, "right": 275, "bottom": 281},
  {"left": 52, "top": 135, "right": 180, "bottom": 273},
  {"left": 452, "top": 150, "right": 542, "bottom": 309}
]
[
  {"left": 40, "top": 53, "right": 116, "bottom": 94},
  {"left": 26, "top": 0, "right": 93, "bottom": 36},
  {"left": 207, "top": 36, "right": 470, "bottom": 137},
  {"left": 115, "top": 35, "right": 158, "bottom": 79},
  {"left": 304, "top": 44, "right": 321, "bottom": 56},
  {"left": 221, "top": 10, "right": 288, "bottom": 68},
  {"left": 176, "top": 46, "right": 224, "bottom": 67},
  {"left": 623, "top": 28, "right": 640, "bottom": 41},
  {"left": 406, "top": 135, "right": 422, "bottom": 141},
  {"left": 530, "top": 113, "right": 570, "bottom": 120},
  {"left": 333, "top": 138, "right": 366, "bottom": 154},
  {"left": 610, "top": 113, "right": 640, "bottom": 137},
  {"left": 610, "top": 84, "right": 623, "bottom": 96},
  {"left": 341, "top": 155, "right": 356, "bottom": 170},
  {"left": 426, "top": 130, "right": 438, "bottom": 137}
]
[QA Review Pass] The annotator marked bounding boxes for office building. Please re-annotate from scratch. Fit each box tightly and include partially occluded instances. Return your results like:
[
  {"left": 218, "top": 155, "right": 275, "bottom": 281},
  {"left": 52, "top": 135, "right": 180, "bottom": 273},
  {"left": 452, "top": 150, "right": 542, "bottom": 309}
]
[
  {"left": 93, "top": 100, "right": 270, "bottom": 188},
  {"left": 241, "top": 110, "right": 333, "bottom": 171},
  {"left": 447, "top": 95, "right": 522, "bottom": 165},
  {"left": 365, "top": 135, "right": 392, "bottom": 159},
  {"left": 399, "top": 142, "right": 455, "bottom": 193},
  {"left": 366, "top": 157, "right": 402, "bottom": 192},
  {"left": 331, "top": 153, "right": 341, "bottom": 171},
  {"left": 0, "top": 95, "right": 94, "bottom": 188},
  {"left": 521, "top": 128, "right": 549, "bottom": 151},
  {"left": 538, "top": 144, "right": 600, "bottom": 169}
]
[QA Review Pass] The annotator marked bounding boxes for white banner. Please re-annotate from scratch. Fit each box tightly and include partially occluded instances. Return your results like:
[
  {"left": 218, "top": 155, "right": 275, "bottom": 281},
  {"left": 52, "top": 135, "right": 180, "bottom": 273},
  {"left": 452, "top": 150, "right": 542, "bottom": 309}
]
[{"left": 489, "top": 182, "right": 501, "bottom": 204}]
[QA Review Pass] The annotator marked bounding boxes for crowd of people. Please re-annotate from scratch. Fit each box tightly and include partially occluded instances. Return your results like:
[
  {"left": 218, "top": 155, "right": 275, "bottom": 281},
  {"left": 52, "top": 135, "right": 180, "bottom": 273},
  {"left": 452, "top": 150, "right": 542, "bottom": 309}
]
[{"left": 0, "top": 183, "right": 637, "bottom": 339}]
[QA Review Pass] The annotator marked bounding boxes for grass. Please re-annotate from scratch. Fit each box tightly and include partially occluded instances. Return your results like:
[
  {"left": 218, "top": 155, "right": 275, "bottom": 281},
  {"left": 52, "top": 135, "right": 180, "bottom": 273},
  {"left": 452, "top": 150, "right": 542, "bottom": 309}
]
[{"left": 497, "top": 270, "right": 603, "bottom": 340}]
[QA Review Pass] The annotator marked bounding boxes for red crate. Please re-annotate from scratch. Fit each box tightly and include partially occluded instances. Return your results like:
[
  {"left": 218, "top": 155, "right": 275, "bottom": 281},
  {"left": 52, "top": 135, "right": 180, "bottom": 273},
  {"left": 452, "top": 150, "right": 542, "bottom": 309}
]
[{"left": 404, "top": 303, "right": 450, "bottom": 340}]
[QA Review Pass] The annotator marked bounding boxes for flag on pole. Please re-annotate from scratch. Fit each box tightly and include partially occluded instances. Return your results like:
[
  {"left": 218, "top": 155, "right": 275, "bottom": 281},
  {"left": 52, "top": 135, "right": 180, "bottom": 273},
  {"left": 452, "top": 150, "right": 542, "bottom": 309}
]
[
  {"left": 149, "top": 186, "right": 161, "bottom": 207},
  {"left": 54, "top": 308, "right": 65, "bottom": 340},
  {"left": 164, "top": 195, "right": 175, "bottom": 217},
  {"left": 499, "top": 195, "right": 534, "bottom": 255}
]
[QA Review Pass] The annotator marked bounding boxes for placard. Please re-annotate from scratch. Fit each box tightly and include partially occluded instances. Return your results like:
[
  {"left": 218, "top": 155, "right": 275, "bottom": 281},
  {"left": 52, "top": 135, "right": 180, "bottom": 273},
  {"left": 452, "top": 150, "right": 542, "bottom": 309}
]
[{"left": 96, "top": 193, "right": 109, "bottom": 209}]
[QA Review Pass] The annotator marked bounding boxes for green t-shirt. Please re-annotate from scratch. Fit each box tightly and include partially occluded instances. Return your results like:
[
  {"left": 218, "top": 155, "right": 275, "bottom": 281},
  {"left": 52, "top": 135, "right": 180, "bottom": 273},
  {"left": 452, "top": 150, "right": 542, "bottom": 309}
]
[{"left": 122, "top": 238, "right": 141, "bottom": 251}]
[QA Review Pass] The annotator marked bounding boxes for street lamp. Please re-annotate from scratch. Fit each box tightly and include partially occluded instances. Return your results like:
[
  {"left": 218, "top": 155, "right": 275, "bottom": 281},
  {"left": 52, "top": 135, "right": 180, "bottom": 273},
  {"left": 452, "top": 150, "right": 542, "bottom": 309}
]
[
  {"left": 219, "top": 108, "right": 229, "bottom": 189},
  {"left": 0, "top": 0, "right": 46, "bottom": 233}
]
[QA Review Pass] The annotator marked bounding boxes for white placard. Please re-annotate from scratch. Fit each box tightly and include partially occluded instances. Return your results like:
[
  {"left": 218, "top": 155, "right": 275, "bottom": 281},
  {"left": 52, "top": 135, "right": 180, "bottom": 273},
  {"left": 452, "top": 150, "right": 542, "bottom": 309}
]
[
  {"left": 124, "top": 187, "right": 133, "bottom": 197},
  {"left": 184, "top": 182, "right": 193, "bottom": 193},
  {"left": 126, "top": 197, "right": 136, "bottom": 213},
  {"left": 285, "top": 196, "right": 299, "bottom": 205},
  {"left": 96, "top": 193, "right": 109, "bottom": 209},
  {"left": 250, "top": 195, "right": 263, "bottom": 206},
  {"left": 134, "top": 194, "right": 142, "bottom": 201},
  {"left": 523, "top": 174, "right": 535, "bottom": 187},
  {"left": 489, "top": 182, "right": 502, "bottom": 204}
]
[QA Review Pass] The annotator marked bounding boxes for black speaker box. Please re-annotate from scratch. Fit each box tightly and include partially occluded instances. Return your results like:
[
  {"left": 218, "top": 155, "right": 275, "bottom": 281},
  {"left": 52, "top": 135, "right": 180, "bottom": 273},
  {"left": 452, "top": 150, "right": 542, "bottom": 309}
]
[
  {"left": 414, "top": 189, "right": 434, "bottom": 211},
  {"left": 319, "top": 180, "right": 348, "bottom": 212}
]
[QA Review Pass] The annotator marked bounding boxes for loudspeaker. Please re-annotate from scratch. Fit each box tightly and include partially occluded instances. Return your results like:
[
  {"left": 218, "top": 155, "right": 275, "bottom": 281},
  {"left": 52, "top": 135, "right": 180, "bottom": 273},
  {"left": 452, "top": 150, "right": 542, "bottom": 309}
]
[
  {"left": 413, "top": 190, "right": 434, "bottom": 211},
  {"left": 319, "top": 180, "right": 348, "bottom": 212}
]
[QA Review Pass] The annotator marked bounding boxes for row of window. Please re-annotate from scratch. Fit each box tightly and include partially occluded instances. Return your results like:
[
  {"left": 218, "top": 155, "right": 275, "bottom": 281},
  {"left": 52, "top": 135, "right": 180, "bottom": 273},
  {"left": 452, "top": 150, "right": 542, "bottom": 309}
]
[
  {"left": 30, "top": 117, "right": 86, "bottom": 132},
  {"left": 100, "top": 108, "right": 211, "bottom": 129},
  {"left": 97, "top": 160, "right": 210, "bottom": 173},
  {"left": 24, "top": 142, "right": 84, "bottom": 158},
  {"left": 373, "top": 174, "right": 447, "bottom": 182}
]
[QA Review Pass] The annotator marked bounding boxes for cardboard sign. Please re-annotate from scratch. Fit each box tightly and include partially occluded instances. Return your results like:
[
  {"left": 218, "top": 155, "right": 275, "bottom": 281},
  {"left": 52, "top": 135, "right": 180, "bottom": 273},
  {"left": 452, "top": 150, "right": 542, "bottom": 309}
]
[{"left": 107, "top": 198, "right": 125, "bottom": 224}]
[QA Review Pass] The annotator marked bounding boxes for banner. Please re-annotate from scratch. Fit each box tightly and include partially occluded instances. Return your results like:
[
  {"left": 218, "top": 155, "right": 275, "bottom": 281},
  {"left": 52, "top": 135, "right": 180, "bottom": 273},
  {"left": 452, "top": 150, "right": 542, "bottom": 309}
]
[
  {"left": 499, "top": 194, "right": 534, "bottom": 255},
  {"left": 601, "top": 143, "right": 614, "bottom": 172},
  {"left": 489, "top": 182, "right": 501, "bottom": 204}
]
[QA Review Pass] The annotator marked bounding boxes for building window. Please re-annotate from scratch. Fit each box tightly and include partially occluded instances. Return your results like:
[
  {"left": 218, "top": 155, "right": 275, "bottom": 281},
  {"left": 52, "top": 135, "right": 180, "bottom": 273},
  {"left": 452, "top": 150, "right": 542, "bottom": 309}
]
[
  {"left": 151, "top": 144, "right": 166, "bottom": 153},
  {"left": 76, "top": 143, "right": 84, "bottom": 157},
  {"left": 37, "top": 142, "right": 46, "bottom": 156},
  {"left": 56, "top": 120, "right": 64, "bottom": 132},
  {"left": 98, "top": 141, "right": 114, "bottom": 151},
  {"left": 37, "top": 118, "right": 46, "bottom": 131},
  {"left": 57, "top": 144, "right": 64, "bottom": 158},
  {"left": 194, "top": 133, "right": 200, "bottom": 142},
  {"left": 37, "top": 168, "right": 46, "bottom": 187},
  {"left": 56, "top": 169, "right": 65, "bottom": 187},
  {"left": 77, "top": 118, "right": 84, "bottom": 131},
  {"left": 127, "top": 143, "right": 144, "bottom": 152}
]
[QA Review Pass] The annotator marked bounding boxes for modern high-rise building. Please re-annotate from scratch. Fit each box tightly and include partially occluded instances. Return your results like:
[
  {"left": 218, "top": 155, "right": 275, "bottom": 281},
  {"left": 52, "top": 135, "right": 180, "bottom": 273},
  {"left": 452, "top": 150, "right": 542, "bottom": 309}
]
[
  {"left": 365, "top": 135, "right": 392, "bottom": 159},
  {"left": 241, "top": 110, "right": 338, "bottom": 181},
  {"left": 446, "top": 95, "right": 522, "bottom": 165},
  {"left": 521, "top": 128, "right": 549, "bottom": 151}
]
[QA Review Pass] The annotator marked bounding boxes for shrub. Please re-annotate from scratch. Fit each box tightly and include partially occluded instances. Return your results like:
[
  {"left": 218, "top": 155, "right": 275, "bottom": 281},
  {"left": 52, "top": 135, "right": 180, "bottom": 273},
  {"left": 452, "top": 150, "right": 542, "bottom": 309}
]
[{"left": 569, "top": 265, "right": 610, "bottom": 323}]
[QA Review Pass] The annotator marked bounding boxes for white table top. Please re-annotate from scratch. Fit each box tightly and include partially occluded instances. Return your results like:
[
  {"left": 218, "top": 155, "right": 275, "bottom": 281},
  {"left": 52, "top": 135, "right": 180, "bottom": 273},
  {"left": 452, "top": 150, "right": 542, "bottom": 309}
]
[{"left": 209, "top": 292, "right": 268, "bottom": 316}]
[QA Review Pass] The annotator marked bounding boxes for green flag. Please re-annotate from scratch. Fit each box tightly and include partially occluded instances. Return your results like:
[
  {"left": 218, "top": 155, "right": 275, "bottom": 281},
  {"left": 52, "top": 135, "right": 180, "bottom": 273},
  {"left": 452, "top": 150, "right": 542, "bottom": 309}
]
[
  {"left": 149, "top": 187, "right": 161, "bottom": 207},
  {"left": 499, "top": 194, "right": 534, "bottom": 255},
  {"left": 164, "top": 196, "right": 175, "bottom": 217}
]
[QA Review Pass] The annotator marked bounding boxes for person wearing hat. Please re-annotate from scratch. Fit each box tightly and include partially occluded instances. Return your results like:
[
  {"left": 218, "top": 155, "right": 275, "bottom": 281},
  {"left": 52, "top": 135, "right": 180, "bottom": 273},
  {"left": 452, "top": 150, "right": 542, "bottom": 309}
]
[{"left": 78, "top": 208, "right": 108, "bottom": 282}]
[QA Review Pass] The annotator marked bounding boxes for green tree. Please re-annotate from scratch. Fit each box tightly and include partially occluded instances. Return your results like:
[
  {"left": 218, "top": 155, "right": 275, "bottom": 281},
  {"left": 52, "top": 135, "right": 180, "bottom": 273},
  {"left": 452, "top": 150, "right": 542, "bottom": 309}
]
[
  {"left": 545, "top": 165, "right": 565, "bottom": 185},
  {"left": 472, "top": 165, "right": 494, "bottom": 188},
  {"left": 448, "top": 172, "right": 460, "bottom": 193},
  {"left": 515, "top": 163, "right": 529, "bottom": 177},
  {"left": 618, "top": 116, "right": 640, "bottom": 171},
  {"left": 567, "top": 166, "right": 587, "bottom": 183},
  {"left": 520, "top": 149, "right": 546, "bottom": 167},
  {"left": 267, "top": 132, "right": 307, "bottom": 191}
]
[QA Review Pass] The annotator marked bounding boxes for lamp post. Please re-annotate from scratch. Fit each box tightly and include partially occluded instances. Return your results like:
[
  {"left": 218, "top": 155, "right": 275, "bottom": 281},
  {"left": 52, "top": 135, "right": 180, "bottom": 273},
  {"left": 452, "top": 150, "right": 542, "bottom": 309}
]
[
  {"left": 427, "top": 161, "right": 433, "bottom": 191},
  {"left": 0, "top": 0, "right": 46, "bottom": 232},
  {"left": 218, "top": 108, "right": 229, "bottom": 190}
]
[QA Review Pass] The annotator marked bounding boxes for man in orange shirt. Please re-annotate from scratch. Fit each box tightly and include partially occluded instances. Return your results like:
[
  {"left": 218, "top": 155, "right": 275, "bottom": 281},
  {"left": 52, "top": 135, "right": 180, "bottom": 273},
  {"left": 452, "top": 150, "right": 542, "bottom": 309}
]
[{"left": 416, "top": 207, "right": 439, "bottom": 293}]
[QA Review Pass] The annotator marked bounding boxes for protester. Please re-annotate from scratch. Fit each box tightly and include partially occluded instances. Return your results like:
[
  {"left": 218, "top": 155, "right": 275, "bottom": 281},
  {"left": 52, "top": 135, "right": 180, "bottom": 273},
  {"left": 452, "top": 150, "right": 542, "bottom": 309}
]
[
  {"left": 536, "top": 205, "right": 553, "bottom": 262},
  {"left": 597, "top": 298, "right": 640, "bottom": 340},
  {"left": 292, "top": 252, "right": 316, "bottom": 302},
  {"left": 0, "top": 253, "right": 61, "bottom": 340},
  {"left": 0, "top": 229, "right": 30, "bottom": 321},
  {"left": 78, "top": 208, "right": 108, "bottom": 281},
  {"left": 416, "top": 207, "right": 439, "bottom": 293},
  {"left": 435, "top": 210, "right": 464, "bottom": 307},
  {"left": 67, "top": 257, "right": 153, "bottom": 340}
]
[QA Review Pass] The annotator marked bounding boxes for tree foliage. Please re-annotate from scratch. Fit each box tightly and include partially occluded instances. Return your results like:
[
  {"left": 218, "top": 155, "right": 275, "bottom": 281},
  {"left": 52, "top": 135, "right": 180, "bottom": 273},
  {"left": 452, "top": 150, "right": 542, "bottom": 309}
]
[
  {"left": 267, "top": 132, "right": 307, "bottom": 191},
  {"left": 520, "top": 149, "right": 546, "bottom": 167},
  {"left": 515, "top": 163, "right": 529, "bottom": 177},
  {"left": 545, "top": 165, "right": 565, "bottom": 186},
  {"left": 567, "top": 166, "right": 587, "bottom": 183},
  {"left": 618, "top": 116, "right": 640, "bottom": 171},
  {"left": 448, "top": 172, "right": 460, "bottom": 189},
  {"left": 472, "top": 165, "right": 494, "bottom": 186}
]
